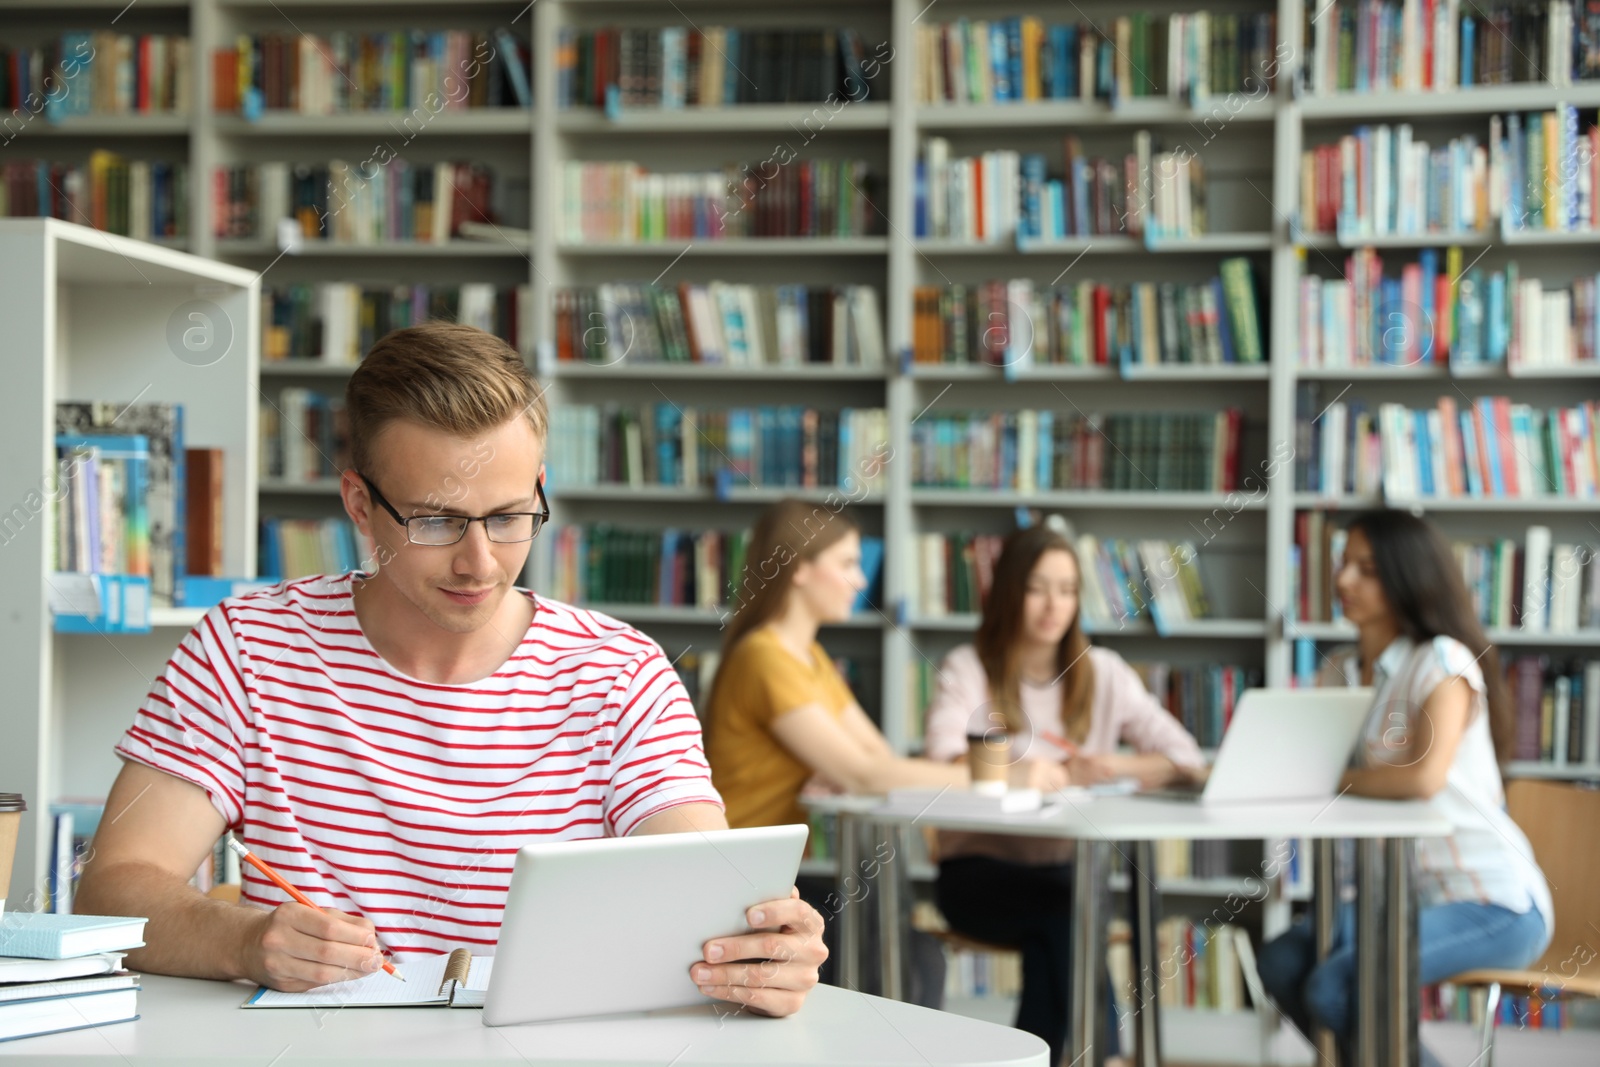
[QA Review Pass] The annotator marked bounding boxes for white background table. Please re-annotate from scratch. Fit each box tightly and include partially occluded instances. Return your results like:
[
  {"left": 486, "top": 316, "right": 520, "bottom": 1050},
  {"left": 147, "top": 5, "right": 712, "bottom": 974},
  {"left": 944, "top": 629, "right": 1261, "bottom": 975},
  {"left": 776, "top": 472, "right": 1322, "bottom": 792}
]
[
  {"left": 810, "top": 792, "right": 1452, "bottom": 1067},
  {"left": 10, "top": 973, "right": 1049, "bottom": 1066}
]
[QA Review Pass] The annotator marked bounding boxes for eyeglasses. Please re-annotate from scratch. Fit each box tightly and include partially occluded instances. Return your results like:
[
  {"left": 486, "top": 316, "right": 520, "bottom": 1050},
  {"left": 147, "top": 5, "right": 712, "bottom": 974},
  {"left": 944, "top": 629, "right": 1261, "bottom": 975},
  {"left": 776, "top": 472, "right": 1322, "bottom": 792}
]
[{"left": 359, "top": 473, "right": 550, "bottom": 546}]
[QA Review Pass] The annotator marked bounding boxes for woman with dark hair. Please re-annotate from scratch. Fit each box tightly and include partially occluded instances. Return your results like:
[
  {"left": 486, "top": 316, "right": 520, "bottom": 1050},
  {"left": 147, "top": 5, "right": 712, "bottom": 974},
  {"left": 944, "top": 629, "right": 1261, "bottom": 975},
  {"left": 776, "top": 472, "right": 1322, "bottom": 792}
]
[
  {"left": 1256, "top": 510, "right": 1553, "bottom": 1065},
  {"left": 704, "top": 501, "right": 1069, "bottom": 1005},
  {"left": 924, "top": 523, "right": 1208, "bottom": 1065}
]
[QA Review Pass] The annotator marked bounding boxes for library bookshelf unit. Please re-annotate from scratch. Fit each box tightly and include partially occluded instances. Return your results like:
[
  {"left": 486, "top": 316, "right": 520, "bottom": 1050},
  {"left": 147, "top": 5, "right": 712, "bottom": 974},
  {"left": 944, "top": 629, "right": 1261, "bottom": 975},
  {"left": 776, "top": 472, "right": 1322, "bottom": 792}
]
[
  {"left": 8, "top": 0, "right": 1600, "bottom": 1058},
  {"left": 0, "top": 218, "right": 259, "bottom": 911}
]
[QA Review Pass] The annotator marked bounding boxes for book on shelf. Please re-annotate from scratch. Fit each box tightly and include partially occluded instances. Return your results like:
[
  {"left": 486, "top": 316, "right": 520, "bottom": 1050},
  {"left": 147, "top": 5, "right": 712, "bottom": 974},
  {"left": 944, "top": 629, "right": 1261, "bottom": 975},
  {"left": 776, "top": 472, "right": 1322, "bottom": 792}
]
[
  {"left": 537, "top": 524, "right": 889, "bottom": 617},
  {"left": 916, "top": 131, "right": 1209, "bottom": 241},
  {"left": 52, "top": 434, "right": 151, "bottom": 581},
  {"left": 1506, "top": 656, "right": 1600, "bottom": 765},
  {"left": 1152, "top": 917, "right": 1250, "bottom": 1012},
  {"left": 547, "top": 403, "right": 889, "bottom": 494},
  {"left": 1128, "top": 662, "right": 1263, "bottom": 751},
  {"left": 185, "top": 449, "right": 224, "bottom": 579},
  {"left": 1304, "top": 1, "right": 1600, "bottom": 96},
  {"left": 55, "top": 402, "right": 185, "bottom": 609},
  {"left": 670, "top": 648, "right": 721, "bottom": 711},
  {"left": 263, "top": 283, "right": 530, "bottom": 364},
  {"left": 561, "top": 159, "right": 882, "bottom": 242},
  {"left": 1295, "top": 385, "right": 1599, "bottom": 501},
  {"left": 910, "top": 408, "right": 1243, "bottom": 492},
  {"left": 556, "top": 27, "right": 887, "bottom": 110},
  {"left": 2, "top": 155, "right": 188, "bottom": 241},
  {"left": 214, "top": 160, "right": 519, "bottom": 245},
  {"left": 211, "top": 30, "right": 528, "bottom": 114},
  {"left": 258, "top": 518, "right": 362, "bottom": 581},
  {"left": 1498, "top": 106, "right": 1600, "bottom": 234},
  {"left": 259, "top": 389, "right": 350, "bottom": 485},
  {"left": 554, "top": 283, "right": 884, "bottom": 367},
  {"left": 0, "top": 32, "right": 191, "bottom": 118},
  {"left": 1300, "top": 123, "right": 1490, "bottom": 240},
  {"left": 912, "top": 531, "right": 1216, "bottom": 633},
  {"left": 1424, "top": 979, "right": 1577, "bottom": 1030},
  {"left": 911, "top": 261, "right": 1264, "bottom": 367},
  {"left": 914, "top": 11, "right": 1279, "bottom": 107}
]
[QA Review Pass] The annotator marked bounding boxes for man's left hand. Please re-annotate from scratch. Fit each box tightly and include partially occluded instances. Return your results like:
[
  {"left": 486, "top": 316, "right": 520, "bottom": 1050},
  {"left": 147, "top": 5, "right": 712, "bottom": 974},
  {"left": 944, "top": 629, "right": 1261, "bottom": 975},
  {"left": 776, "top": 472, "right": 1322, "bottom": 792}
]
[{"left": 690, "top": 888, "right": 826, "bottom": 1017}]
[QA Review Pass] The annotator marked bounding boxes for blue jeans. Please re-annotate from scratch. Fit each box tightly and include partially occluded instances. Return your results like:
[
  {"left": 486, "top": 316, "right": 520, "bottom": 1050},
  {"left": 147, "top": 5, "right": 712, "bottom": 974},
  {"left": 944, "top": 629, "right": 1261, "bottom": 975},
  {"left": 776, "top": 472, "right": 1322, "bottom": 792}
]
[{"left": 1258, "top": 900, "right": 1548, "bottom": 1055}]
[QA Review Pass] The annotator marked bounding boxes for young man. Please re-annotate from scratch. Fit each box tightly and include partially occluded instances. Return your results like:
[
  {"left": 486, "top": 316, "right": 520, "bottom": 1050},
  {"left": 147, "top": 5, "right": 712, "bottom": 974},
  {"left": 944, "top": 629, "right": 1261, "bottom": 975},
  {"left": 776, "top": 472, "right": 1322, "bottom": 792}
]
[{"left": 75, "top": 322, "right": 826, "bottom": 1018}]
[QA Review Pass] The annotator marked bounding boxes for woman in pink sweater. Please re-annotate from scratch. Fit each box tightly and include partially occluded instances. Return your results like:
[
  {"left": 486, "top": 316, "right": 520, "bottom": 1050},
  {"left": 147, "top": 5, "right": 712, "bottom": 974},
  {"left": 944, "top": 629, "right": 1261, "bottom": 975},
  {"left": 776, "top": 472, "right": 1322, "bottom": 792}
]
[{"left": 924, "top": 524, "right": 1207, "bottom": 1064}]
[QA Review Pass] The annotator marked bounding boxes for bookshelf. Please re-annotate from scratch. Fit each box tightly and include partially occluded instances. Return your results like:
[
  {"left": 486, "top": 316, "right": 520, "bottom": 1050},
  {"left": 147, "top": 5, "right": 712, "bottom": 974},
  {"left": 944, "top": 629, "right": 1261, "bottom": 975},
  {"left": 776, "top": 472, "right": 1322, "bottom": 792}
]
[
  {"left": 0, "top": 217, "right": 259, "bottom": 909},
  {"left": 9, "top": 0, "right": 1600, "bottom": 1051}
]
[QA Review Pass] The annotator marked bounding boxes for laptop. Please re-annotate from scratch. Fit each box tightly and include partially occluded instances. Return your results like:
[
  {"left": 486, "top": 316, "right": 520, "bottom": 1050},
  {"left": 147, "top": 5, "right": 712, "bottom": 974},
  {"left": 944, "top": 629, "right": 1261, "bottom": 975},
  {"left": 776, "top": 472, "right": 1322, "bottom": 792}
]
[
  {"left": 482, "top": 824, "right": 807, "bottom": 1026},
  {"left": 1140, "top": 687, "right": 1374, "bottom": 804}
]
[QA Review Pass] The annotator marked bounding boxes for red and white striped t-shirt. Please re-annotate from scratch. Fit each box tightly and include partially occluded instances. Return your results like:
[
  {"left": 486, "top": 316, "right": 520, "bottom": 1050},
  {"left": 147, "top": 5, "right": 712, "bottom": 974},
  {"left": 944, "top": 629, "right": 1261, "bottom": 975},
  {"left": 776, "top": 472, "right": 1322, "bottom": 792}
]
[{"left": 116, "top": 573, "right": 722, "bottom": 958}]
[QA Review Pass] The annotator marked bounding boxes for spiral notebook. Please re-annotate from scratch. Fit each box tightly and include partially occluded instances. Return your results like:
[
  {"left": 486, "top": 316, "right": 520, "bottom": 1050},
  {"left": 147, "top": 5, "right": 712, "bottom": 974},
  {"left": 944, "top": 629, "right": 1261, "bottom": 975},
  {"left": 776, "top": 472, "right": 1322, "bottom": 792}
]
[{"left": 242, "top": 948, "right": 493, "bottom": 1008}]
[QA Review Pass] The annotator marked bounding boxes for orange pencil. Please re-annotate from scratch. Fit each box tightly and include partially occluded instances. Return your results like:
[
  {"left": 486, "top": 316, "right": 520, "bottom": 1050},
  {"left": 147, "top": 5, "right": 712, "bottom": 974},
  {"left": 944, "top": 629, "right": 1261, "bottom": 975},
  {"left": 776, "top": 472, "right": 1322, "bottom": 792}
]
[
  {"left": 225, "top": 836, "right": 404, "bottom": 982},
  {"left": 1039, "top": 729, "right": 1078, "bottom": 757}
]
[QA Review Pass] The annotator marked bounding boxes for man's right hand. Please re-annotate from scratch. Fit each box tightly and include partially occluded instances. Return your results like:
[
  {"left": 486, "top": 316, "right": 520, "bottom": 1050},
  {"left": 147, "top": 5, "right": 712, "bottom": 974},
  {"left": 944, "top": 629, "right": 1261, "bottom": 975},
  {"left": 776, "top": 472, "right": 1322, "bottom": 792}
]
[{"left": 241, "top": 902, "right": 388, "bottom": 992}]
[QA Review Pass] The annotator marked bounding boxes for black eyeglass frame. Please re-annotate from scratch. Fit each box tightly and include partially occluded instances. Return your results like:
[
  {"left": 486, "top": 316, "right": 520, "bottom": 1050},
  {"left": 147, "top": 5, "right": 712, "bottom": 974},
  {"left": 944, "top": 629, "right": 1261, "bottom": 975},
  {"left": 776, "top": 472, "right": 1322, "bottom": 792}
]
[{"left": 358, "top": 472, "right": 551, "bottom": 546}]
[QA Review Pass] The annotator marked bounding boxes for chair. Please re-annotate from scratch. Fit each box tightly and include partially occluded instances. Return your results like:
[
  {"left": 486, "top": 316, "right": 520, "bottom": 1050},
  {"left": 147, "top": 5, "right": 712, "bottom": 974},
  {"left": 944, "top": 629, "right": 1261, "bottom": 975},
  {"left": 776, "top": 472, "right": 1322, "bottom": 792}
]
[{"left": 1444, "top": 778, "right": 1600, "bottom": 1066}]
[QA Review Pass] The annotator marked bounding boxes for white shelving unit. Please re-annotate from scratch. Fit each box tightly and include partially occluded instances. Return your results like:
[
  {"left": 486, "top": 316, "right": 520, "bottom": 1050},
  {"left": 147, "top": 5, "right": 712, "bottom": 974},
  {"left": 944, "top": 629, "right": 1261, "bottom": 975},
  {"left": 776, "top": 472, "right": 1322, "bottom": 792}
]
[{"left": 0, "top": 218, "right": 259, "bottom": 908}]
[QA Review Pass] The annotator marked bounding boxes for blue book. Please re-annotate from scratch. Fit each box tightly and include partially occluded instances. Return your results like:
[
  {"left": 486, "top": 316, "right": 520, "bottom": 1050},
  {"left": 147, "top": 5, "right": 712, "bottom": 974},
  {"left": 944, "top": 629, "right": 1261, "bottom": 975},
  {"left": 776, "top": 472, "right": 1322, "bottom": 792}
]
[
  {"left": 259, "top": 518, "right": 282, "bottom": 579},
  {"left": 853, "top": 536, "right": 884, "bottom": 613},
  {"left": 989, "top": 23, "right": 1010, "bottom": 102},
  {"left": 1048, "top": 26, "right": 1070, "bottom": 98},
  {"left": 1211, "top": 277, "right": 1236, "bottom": 362},
  {"left": 1475, "top": 398, "right": 1505, "bottom": 496},
  {"left": 913, "top": 159, "right": 927, "bottom": 236},
  {"left": 1413, "top": 410, "right": 1435, "bottom": 496},
  {"left": 1459, "top": 410, "right": 1485, "bottom": 496},
  {"left": 1036, "top": 410, "right": 1054, "bottom": 489},
  {"left": 1460, "top": 19, "right": 1475, "bottom": 86},
  {"left": 1417, "top": 249, "right": 1438, "bottom": 361},
  {"left": 1486, "top": 271, "right": 1508, "bottom": 362},
  {"left": 1019, "top": 153, "right": 1047, "bottom": 237},
  {"left": 1006, "top": 19, "right": 1024, "bottom": 104},
  {"left": 0, "top": 912, "right": 146, "bottom": 960}
]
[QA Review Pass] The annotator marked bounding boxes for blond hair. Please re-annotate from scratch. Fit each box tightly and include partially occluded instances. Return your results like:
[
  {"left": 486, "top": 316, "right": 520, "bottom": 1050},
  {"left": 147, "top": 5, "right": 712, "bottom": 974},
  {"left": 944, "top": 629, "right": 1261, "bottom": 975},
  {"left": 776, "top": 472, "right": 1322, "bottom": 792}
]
[{"left": 345, "top": 322, "right": 546, "bottom": 477}]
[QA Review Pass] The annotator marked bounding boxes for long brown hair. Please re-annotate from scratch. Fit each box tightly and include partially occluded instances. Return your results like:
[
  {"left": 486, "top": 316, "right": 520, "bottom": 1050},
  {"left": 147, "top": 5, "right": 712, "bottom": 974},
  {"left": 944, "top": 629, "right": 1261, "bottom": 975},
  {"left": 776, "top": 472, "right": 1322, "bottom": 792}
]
[
  {"left": 1345, "top": 510, "right": 1513, "bottom": 760},
  {"left": 975, "top": 525, "right": 1096, "bottom": 741},
  {"left": 708, "top": 499, "right": 859, "bottom": 711}
]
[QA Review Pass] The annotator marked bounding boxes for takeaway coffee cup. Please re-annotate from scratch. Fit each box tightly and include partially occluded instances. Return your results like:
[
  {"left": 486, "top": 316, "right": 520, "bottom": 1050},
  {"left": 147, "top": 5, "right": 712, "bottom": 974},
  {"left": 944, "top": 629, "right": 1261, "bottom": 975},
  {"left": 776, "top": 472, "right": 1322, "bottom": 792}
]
[
  {"left": 966, "top": 732, "right": 1011, "bottom": 795},
  {"left": 0, "top": 793, "right": 24, "bottom": 919}
]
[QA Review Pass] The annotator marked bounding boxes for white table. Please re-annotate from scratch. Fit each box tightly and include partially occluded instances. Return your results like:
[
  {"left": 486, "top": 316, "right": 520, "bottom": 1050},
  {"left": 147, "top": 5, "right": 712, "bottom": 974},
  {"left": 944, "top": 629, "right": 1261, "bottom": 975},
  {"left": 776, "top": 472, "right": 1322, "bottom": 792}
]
[
  {"left": 810, "top": 792, "right": 1452, "bottom": 1067},
  {"left": 10, "top": 973, "right": 1049, "bottom": 1066}
]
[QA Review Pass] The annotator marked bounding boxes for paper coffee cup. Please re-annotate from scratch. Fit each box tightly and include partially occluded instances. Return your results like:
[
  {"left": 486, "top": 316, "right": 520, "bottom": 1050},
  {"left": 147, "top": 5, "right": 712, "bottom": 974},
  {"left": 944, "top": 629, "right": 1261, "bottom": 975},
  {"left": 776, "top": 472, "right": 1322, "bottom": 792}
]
[
  {"left": 967, "top": 732, "right": 1011, "bottom": 795},
  {"left": 0, "top": 793, "right": 25, "bottom": 920}
]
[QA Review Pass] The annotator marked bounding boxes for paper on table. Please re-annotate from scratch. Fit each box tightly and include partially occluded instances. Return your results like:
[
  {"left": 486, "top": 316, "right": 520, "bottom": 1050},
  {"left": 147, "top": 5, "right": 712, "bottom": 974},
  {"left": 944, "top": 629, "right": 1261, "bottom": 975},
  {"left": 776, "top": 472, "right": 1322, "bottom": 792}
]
[{"left": 244, "top": 954, "right": 494, "bottom": 1008}]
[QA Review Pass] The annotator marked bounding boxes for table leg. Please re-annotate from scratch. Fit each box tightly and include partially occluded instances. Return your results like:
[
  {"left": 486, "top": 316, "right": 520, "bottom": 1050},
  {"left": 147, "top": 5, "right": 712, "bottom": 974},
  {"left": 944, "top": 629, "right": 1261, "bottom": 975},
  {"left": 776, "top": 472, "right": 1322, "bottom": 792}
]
[
  {"left": 1313, "top": 838, "right": 1340, "bottom": 1067},
  {"left": 1071, "top": 839, "right": 1110, "bottom": 1067},
  {"left": 1130, "top": 840, "right": 1162, "bottom": 1067},
  {"left": 1385, "top": 838, "right": 1419, "bottom": 1067},
  {"left": 836, "top": 812, "right": 861, "bottom": 992},
  {"left": 1354, "top": 838, "right": 1387, "bottom": 1066},
  {"left": 878, "top": 820, "right": 906, "bottom": 1003}
]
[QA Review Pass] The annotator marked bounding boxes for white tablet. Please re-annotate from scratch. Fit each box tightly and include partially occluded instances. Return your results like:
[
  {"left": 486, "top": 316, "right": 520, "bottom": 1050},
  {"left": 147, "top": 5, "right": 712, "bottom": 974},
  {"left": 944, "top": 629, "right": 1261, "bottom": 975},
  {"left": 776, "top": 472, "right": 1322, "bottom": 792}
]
[{"left": 482, "top": 824, "right": 809, "bottom": 1027}]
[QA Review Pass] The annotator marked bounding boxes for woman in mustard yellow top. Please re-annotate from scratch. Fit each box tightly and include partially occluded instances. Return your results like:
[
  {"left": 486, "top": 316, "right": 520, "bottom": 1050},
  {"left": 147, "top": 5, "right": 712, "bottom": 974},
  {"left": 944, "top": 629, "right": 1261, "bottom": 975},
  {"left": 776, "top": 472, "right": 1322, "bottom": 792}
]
[
  {"left": 706, "top": 499, "right": 1066, "bottom": 1005},
  {"left": 706, "top": 500, "right": 1067, "bottom": 828}
]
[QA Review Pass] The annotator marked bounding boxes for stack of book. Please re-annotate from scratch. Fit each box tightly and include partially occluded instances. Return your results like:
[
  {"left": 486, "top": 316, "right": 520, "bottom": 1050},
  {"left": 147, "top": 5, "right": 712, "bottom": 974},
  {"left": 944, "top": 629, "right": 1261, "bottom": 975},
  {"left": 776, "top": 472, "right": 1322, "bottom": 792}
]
[
  {"left": 263, "top": 283, "right": 530, "bottom": 364},
  {"left": 54, "top": 402, "right": 186, "bottom": 610},
  {"left": 1425, "top": 980, "right": 1575, "bottom": 1030},
  {"left": 1304, "top": 1, "right": 1599, "bottom": 95},
  {"left": 538, "top": 524, "right": 883, "bottom": 614},
  {"left": 1299, "top": 124, "right": 1489, "bottom": 239},
  {"left": 912, "top": 261, "right": 1264, "bottom": 366},
  {"left": 912, "top": 532, "right": 1214, "bottom": 631},
  {"left": 914, "top": 11, "right": 1280, "bottom": 105},
  {"left": 214, "top": 160, "right": 513, "bottom": 244},
  {"left": 2, "top": 156, "right": 188, "bottom": 241},
  {"left": 258, "top": 519, "right": 362, "bottom": 581},
  {"left": 1129, "top": 661, "right": 1263, "bottom": 750},
  {"left": 1153, "top": 918, "right": 1249, "bottom": 1012},
  {"left": 547, "top": 403, "right": 890, "bottom": 493},
  {"left": 0, "top": 33, "right": 192, "bottom": 117},
  {"left": 212, "top": 29, "right": 530, "bottom": 113},
  {"left": 560, "top": 159, "right": 881, "bottom": 242},
  {"left": 0, "top": 913, "right": 145, "bottom": 1044},
  {"left": 1496, "top": 108, "right": 1600, "bottom": 235},
  {"left": 556, "top": 27, "right": 886, "bottom": 109},
  {"left": 1298, "top": 248, "right": 1600, "bottom": 370},
  {"left": 916, "top": 131, "right": 1210, "bottom": 241},
  {"left": 911, "top": 409, "right": 1243, "bottom": 492},
  {"left": 259, "top": 390, "right": 350, "bottom": 485},
  {"left": 1294, "top": 386, "right": 1600, "bottom": 501},
  {"left": 554, "top": 283, "right": 884, "bottom": 366},
  {"left": 1506, "top": 655, "right": 1600, "bottom": 766}
]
